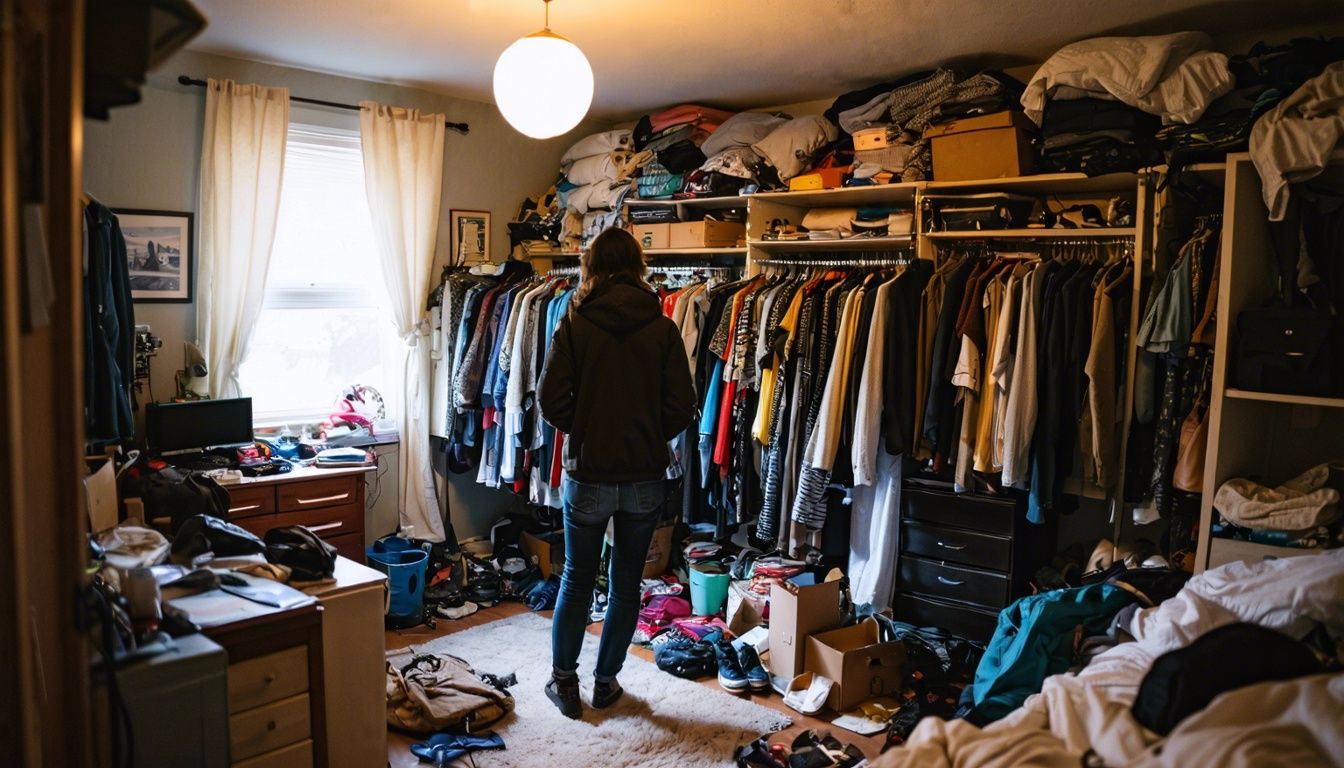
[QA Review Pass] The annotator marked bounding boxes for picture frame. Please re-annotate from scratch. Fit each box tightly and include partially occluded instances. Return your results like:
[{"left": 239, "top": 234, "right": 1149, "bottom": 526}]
[
  {"left": 114, "top": 208, "right": 194, "bottom": 303},
  {"left": 450, "top": 209, "right": 491, "bottom": 267}
]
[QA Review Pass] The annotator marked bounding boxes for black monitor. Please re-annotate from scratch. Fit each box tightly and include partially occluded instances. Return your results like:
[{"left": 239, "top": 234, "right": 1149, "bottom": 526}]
[{"left": 145, "top": 397, "right": 254, "bottom": 455}]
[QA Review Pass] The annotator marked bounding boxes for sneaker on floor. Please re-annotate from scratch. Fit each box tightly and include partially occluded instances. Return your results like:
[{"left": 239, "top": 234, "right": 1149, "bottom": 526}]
[
  {"left": 591, "top": 679, "right": 623, "bottom": 709},
  {"left": 545, "top": 676, "right": 582, "bottom": 719},
  {"left": 709, "top": 636, "right": 750, "bottom": 692},
  {"left": 735, "top": 643, "right": 770, "bottom": 691},
  {"left": 590, "top": 589, "right": 609, "bottom": 623},
  {"left": 435, "top": 601, "right": 479, "bottom": 620}
]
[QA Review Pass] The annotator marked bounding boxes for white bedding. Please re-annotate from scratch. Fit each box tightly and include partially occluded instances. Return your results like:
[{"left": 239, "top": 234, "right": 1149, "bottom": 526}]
[{"left": 872, "top": 550, "right": 1344, "bottom": 768}]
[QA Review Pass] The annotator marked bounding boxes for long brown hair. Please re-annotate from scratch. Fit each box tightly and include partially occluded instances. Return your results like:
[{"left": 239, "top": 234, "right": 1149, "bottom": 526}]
[{"left": 571, "top": 227, "right": 648, "bottom": 309}]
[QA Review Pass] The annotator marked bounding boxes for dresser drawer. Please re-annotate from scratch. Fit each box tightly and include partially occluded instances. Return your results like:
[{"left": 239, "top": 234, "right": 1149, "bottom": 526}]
[
  {"left": 233, "top": 739, "right": 313, "bottom": 768},
  {"left": 232, "top": 514, "right": 277, "bottom": 540},
  {"left": 227, "top": 485, "right": 277, "bottom": 520},
  {"left": 325, "top": 531, "right": 366, "bottom": 563},
  {"left": 230, "top": 693, "right": 311, "bottom": 762},
  {"left": 903, "top": 488, "right": 1016, "bottom": 535},
  {"left": 903, "top": 520, "right": 1011, "bottom": 571},
  {"left": 894, "top": 592, "right": 999, "bottom": 643},
  {"left": 899, "top": 556, "right": 1009, "bottom": 608},
  {"left": 278, "top": 476, "right": 358, "bottom": 513},
  {"left": 228, "top": 646, "right": 309, "bottom": 713},
  {"left": 272, "top": 502, "right": 363, "bottom": 542}
]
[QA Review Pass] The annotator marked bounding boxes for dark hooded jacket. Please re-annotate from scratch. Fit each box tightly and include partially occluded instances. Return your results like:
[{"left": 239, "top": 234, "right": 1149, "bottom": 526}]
[{"left": 539, "top": 275, "right": 695, "bottom": 483}]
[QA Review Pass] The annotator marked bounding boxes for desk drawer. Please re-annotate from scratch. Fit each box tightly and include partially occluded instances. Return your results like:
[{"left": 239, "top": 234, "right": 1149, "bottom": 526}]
[
  {"left": 228, "top": 485, "right": 277, "bottom": 520},
  {"left": 273, "top": 503, "right": 363, "bottom": 542},
  {"left": 899, "top": 556, "right": 1008, "bottom": 608},
  {"left": 894, "top": 592, "right": 999, "bottom": 643},
  {"left": 326, "top": 531, "right": 366, "bottom": 563},
  {"left": 903, "top": 488, "right": 1015, "bottom": 535},
  {"left": 228, "top": 646, "right": 308, "bottom": 713},
  {"left": 903, "top": 520, "right": 1011, "bottom": 571},
  {"left": 230, "top": 693, "right": 311, "bottom": 762},
  {"left": 233, "top": 514, "right": 277, "bottom": 540},
  {"left": 278, "top": 476, "right": 358, "bottom": 513},
  {"left": 233, "top": 739, "right": 313, "bottom": 768}
]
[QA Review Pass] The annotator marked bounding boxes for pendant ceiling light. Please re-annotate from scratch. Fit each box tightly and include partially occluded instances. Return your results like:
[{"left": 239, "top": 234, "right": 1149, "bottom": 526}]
[{"left": 493, "top": 0, "right": 593, "bottom": 139}]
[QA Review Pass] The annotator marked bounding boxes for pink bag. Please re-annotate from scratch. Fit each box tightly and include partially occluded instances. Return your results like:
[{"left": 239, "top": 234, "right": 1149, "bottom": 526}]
[{"left": 649, "top": 104, "right": 734, "bottom": 135}]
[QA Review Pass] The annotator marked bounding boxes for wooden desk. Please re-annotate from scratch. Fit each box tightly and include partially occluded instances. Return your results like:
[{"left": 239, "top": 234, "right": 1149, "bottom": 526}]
[{"left": 220, "top": 465, "right": 373, "bottom": 562}]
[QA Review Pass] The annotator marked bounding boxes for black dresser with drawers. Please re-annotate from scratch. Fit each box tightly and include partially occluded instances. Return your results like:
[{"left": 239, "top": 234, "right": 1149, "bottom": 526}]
[{"left": 893, "top": 478, "right": 1048, "bottom": 642}]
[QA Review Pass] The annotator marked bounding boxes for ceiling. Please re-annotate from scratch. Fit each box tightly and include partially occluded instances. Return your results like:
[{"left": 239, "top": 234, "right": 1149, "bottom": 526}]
[{"left": 185, "top": 0, "right": 1339, "bottom": 117}]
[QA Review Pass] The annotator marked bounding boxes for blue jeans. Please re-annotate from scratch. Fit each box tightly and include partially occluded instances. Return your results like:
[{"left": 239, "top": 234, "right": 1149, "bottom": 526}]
[{"left": 551, "top": 477, "right": 664, "bottom": 683}]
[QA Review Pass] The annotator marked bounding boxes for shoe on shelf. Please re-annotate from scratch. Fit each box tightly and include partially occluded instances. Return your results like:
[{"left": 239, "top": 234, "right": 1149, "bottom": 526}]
[
  {"left": 592, "top": 679, "right": 623, "bottom": 709},
  {"left": 735, "top": 643, "right": 770, "bottom": 691},
  {"left": 545, "top": 676, "right": 582, "bottom": 719},
  {"left": 707, "top": 634, "right": 749, "bottom": 693}
]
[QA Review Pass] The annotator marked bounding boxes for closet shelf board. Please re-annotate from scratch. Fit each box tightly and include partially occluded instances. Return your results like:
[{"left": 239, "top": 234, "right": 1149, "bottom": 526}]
[
  {"left": 924, "top": 228, "right": 1137, "bottom": 240},
  {"left": 750, "top": 182, "right": 921, "bottom": 207},
  {"left": 644, "top": 247, "right": 749, "bottom": 256},
  {"left": 748, "top": 235, "right": 916, "bottom": 252},
  {"left": 924, "top": 171, "right": 1138, "bottom": 195},
  {"left": 625, "top": 196, "right": 749, "bottom": 210},
  {"left": 1223, "top": 388, "right": 1344, "bottom": 409}
]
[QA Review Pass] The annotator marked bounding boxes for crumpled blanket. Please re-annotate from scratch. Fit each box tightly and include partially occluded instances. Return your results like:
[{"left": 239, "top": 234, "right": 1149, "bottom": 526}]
[
  {"left": 1250, "top": 61, "right": 1344, "bottom": 221},
  {"left": 1021, "top": 31, "right": 1234, "bottom": 126}
]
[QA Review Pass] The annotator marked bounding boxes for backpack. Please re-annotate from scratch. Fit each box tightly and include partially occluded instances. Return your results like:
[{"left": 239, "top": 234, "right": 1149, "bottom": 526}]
[
  {"left": 264, "top": 525, "right": 338, "bottom": 581},
  {"left": 386, "top": 653, "right": 516, "bottom": 735},
  {"left": 132, "top": 465, "right": 231, "bottom": 532}
]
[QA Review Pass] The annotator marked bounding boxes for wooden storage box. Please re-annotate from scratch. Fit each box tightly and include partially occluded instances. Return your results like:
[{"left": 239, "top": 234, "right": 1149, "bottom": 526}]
[
  {"left": 631, "top": 222, "right": 670, "bottom": 250},
  {"left": 926, "top": 111, "right": 1036, "bottom": 181},
  {"left": 669, "top": 220, "right": 745, "bottom": 248}
]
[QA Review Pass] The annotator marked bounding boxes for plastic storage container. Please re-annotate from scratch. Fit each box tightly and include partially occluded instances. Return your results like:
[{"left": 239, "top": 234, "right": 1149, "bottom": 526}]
[
  {"left": 689, "top": 562, "right": 730, "bottom": 616},
  {"left": 366, "top": 540, "right": 428, "bottom": 628}
]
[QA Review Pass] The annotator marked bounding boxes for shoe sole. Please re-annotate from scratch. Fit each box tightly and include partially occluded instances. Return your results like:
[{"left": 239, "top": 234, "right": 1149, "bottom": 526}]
[
  {"left": 747, "top": 679, "right": 770, "bottom": 691},
  {"left": 718, "top": 674, "right": 750, "bottom": 692}
]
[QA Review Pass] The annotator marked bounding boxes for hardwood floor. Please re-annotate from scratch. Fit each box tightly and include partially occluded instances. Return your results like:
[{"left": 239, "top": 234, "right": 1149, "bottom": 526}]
[{"left": 384, "top": 603, "right": 886, "bottom": 767}]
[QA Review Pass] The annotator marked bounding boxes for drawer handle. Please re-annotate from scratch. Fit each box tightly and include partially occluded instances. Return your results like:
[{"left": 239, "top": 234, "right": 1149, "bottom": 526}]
[
  {"left": 294, "top": 492, "right": 349, "bottom": 505},
  {"left": 264, "top": 673, "right": 277, "bottom": 684},
  {"left": 936, "top": 576, "right": 965, "bottom": 587},
  {"left": 267, "top": 720, "right": 277, "bottom": 732},
  {"left": 936, "top": 541, "right": 967, "bottom": 551},
  {"left": 229, "top": 503, "right": 262, "bottom": 513},
  {"left": 305, "top": 522, "right": 343, "bottom": 533}
]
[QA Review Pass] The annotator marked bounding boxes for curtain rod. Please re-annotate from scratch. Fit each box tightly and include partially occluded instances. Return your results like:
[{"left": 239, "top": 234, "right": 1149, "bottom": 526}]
[{"left": 177, "top": 76, "right": 470, "bottom": 134}]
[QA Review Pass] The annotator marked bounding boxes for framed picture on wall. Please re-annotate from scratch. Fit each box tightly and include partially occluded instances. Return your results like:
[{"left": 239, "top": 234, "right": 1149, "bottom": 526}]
[
  {"left": 450, "top": 209, "right": 491, "bottom": 267},
  {"left": 115, "top": 209, "right": 194, "bottom": 303}
]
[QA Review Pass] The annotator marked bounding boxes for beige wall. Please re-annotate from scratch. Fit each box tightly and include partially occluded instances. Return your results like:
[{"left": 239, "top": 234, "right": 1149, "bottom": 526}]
[{"left": 82, "top": 48, "right": 586, "bottom": 541}]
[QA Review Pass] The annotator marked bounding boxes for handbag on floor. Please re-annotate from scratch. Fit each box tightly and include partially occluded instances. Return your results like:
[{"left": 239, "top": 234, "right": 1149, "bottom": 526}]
[{"left": 386, "top": 652, "right": 515, "bottom": 735}]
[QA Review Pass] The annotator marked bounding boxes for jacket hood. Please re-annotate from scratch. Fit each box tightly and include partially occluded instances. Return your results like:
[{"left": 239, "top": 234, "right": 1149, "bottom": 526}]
[{"left": 576, "top": 278, "right": 662, "bottom": 336}]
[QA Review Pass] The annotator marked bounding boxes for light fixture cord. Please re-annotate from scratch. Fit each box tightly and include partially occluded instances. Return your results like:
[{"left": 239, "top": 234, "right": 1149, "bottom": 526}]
[{"left": 543, "top": 0, "right": 551, "bottom": 31}]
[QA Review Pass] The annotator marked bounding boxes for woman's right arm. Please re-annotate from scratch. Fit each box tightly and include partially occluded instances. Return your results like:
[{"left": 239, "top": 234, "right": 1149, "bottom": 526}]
[
  {"left": 539, "top": 316, "right": 577, "bottom": 434},
  {"left": 660, "top": 323, "right": 695, "bottom": 441}
]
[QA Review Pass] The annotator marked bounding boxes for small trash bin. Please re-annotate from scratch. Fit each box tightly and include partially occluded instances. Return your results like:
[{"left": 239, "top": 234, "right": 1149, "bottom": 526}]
[
  {"left": 367, "top": 540, "right": 428, "bottom": 629},
  {"left": 689, "top": 562, "right": 730, "bottom": 616}
]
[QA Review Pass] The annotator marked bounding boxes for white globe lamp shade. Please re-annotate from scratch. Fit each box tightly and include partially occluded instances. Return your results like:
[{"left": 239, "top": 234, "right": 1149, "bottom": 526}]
[{"left": 493, "top": 31, "right": 593, "bottom": 139}]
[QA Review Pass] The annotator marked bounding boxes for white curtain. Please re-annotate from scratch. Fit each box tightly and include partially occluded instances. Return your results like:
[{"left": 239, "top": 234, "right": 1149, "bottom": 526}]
[
  {"left": 359, "top": 102, "right": 446, "bottom": 542},
  {"left": 195, "top": 79, "right": 290, "bottom": 398}
]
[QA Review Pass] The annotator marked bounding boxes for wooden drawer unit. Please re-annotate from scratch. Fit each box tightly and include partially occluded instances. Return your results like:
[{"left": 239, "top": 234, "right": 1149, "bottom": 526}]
[
  {"left": 228, "top": 646, "right": 309, "bottom": 713},
  {"left": 230, "top": 693, "right": 312, "bottom": 762},
  {"left": 233, "top": 740, "right": 313, "bottom": 768},
  {"left": 224, "top": 468, "right": 368, "bottom": 561},
  {"left": 895, "top": 480, "right": 1044, "bottom": 643}
]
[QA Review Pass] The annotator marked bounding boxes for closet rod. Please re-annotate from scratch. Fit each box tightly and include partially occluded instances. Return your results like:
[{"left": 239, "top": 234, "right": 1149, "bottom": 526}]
[
  {"left": 754, "top": 255, "right": 913, "bottom": 268},
  {"left": 176, "top": 76, "right": 470, "bottom": 134}
]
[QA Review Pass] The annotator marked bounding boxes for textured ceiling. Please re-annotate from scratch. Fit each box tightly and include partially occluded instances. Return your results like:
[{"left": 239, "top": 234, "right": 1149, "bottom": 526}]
[{"left": 184, "top": 0, "right": 1341, "bottom": 116}]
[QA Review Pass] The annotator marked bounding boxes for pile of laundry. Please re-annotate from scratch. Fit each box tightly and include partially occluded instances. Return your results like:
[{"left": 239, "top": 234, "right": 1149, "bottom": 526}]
[{"left": 422, "top": 543, "right": 561, "bottom": 623}]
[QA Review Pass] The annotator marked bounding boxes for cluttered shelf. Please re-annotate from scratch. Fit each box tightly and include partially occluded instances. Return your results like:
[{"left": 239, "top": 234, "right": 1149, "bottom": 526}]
[
  {"left": 749, "top": 182, "right": 921, "bottom": 208},
  {"left": 747, "top": 235, "right": 914, "bottom": 252},
  {"left": 922, "top": 170, "right": 1138, "bottom": 195},
  {"left": 924, "top": 227, "right": 1136, "bottom": 240}
]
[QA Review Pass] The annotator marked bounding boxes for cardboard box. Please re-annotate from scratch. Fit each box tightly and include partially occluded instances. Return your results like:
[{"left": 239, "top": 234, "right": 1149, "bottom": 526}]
[
  {"left": 631, "top": 222, "right": 670, "bottom": 251},
  {"left": 520, "top": 530, "right": 565, "bottom": 580},
  {"left": 767, "top": 577, "right": 841, "bottom": 681},
  {"left": 926, "top": 110, "right": 1036, "bottom": 181},
  {"left": 669, "top": 220, "right": 745, "bottom": 249},
  {"left": 805, "top": 620, "right": 906, "bottom": 712},
  {"left": 642, "top": 524, "right": 674, "bottom": 579},
  {"left": 726, "top": 579, "right": 768, "bottom": 636},
  {"left": 788, "top": 165, "right": 851, "bottom": 192}
]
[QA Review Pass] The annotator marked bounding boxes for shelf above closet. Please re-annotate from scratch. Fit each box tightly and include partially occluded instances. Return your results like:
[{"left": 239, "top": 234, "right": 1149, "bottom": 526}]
[
  {"left": 1223, "top": 388, "right": 1344, "bottom": 409},
  {"left": 748, "top": 235, "right": 915, "bottom": 252},
  {"left": 924, "top": 227, "right": 1137, "bottom": 240},
  {"left": 750, "top": 182, "right": 920, "bottom": 207},
  {"left": 625, "top": 196, "right": 748, "bottom": 210},
  {"left": 924, "top": 171, "right": 1138, "bottom": 195},
  {"left": 645, "top": 247, "right": 748, "bottom": 256}
]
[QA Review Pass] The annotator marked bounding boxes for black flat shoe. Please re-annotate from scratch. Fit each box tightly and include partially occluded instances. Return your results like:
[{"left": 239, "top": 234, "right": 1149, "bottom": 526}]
[
  {"left": 545, "top": 676, "right": 582, "bottom": 719},
  {"left": 592, "top": 679, "right": 623, "bottom": 709}
]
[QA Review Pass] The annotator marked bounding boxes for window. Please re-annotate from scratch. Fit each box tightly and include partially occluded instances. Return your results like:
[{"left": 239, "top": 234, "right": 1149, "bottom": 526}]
[{"left": 237, "top": 122, "right": 402, "bottom": 424}]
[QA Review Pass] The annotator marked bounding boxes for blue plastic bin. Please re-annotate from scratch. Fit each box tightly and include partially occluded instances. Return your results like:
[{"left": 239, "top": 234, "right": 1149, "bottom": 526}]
[{"left": 366, "top": 545, "right": 428, "bottom": 628}]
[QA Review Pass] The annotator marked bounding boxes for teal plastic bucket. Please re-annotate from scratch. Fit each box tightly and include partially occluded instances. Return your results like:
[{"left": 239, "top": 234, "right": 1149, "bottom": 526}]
[
  {"left": 366, "top": 546, "right": 428, "bottom": 628},
  {"left": 689, "top": 563, "right": 730, "bottom": 616}
]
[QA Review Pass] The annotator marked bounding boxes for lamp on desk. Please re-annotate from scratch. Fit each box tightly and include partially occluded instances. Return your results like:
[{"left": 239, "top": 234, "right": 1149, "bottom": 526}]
[{"left": 175, "top": 341, "right": 209, "bottom": 401}]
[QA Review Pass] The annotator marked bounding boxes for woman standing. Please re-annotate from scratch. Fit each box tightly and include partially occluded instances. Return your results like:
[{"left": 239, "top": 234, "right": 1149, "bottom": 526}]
[{"left": 539, "top": 228, "right": 694, "bottom": 718}]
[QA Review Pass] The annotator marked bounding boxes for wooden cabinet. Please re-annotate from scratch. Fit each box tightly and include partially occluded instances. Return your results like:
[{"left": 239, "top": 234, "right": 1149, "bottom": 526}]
[
  {"left": 893, "top": 480, "right": 1046, "bottom": 642},
  {"left": 224, "top": 467, "right": 371, "bottom": 562}
]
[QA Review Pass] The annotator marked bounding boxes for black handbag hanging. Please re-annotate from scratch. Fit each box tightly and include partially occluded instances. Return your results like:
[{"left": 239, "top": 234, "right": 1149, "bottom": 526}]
[{"left": 1232, "top": 204, "right": 1338, "bottom": 396}]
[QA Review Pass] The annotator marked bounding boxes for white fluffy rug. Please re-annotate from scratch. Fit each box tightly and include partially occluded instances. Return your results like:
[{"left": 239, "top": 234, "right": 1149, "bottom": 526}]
[{"left": 391, "top": 612, "right": 791, "bottom": 767}]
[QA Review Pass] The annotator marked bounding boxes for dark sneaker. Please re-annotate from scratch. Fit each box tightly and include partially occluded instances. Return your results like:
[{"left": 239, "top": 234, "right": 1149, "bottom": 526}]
[
  {"left": 592, "top": 679, "right": 623, "bottom": 709},
  {"left": 736, "top": 644, "right": 770, "bottom": 690},
  {"left": 710, "top": 638, "right": 749, "bottom": 692},
  {"left": 545, "top": 676, "right": 582, "bottom": 719}
]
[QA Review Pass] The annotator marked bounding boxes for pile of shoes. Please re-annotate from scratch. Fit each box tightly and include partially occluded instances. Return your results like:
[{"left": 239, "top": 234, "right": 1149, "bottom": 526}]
[{"left": 735, "top": 730, "right": 865, "bottom": 768}]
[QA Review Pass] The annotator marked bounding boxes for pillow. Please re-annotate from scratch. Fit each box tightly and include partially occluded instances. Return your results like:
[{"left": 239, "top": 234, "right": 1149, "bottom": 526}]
[
  {"left": 561, "top": 130, "right": 632, "bottom": 167},
  {"left": 701, "top": 112, "right": 789, "bottom": 158},
  {"left": 752, "top": 116, "right": 839, "bottom": 181}
]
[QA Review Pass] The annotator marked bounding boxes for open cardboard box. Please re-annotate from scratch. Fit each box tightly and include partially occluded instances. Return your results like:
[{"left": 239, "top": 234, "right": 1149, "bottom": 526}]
[
  {"left": 520, "top": 530, "right": 565, "bottom": 580},
  {"left": 805, "top": 619, "right": 906, "bottom": 712},
  {"left": 767, "top": 572, "right": 842, "bottom": 681}
]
